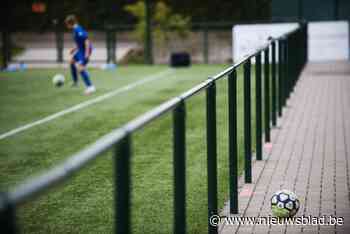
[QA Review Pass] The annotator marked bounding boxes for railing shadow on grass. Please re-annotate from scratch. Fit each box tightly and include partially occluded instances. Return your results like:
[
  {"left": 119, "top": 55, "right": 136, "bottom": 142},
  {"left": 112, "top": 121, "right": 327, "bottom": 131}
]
[{"left": 0, "top": 22, "right": 307, "bottom": 234}]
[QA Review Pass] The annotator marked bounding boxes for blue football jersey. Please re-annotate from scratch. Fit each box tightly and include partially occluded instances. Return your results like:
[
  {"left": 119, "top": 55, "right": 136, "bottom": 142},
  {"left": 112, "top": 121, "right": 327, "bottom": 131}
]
[{"left": 73, "top": 25, "right": 88, "bottom": 53}]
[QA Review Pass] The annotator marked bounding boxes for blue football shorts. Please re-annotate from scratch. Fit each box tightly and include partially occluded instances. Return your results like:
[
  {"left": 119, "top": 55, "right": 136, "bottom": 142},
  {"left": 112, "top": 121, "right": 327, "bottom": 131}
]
[{"left": 73, "top": 51, "right": 89, "bottom": 66}]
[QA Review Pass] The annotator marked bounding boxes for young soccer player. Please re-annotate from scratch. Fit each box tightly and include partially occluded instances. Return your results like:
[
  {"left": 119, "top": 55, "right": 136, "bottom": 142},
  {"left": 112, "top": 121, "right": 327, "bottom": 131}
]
[{"left": 64, "top": 15, "right": 96, "bottom": 95}]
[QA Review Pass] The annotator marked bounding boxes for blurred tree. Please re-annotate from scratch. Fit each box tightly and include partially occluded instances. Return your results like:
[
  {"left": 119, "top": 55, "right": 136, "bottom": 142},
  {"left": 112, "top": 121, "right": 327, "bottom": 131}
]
[
  {"left": 6, "top": 0, "right": 271, "bottom": 31},
  {"left": 124, "top": 0, "right": 190, "bottom": 45}
]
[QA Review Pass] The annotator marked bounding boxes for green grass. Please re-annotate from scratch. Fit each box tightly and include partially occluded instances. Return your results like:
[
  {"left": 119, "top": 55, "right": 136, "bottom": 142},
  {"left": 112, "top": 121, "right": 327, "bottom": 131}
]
[{"left": 0, "top": 64, "right": 258, "bottom": 233}]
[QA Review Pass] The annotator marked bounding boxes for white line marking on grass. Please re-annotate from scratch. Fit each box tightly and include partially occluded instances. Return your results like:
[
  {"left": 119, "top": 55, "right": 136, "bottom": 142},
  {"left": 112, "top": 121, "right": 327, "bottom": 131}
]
[{"left": 0, "top": 69, "right": 173, "bottom": 140}]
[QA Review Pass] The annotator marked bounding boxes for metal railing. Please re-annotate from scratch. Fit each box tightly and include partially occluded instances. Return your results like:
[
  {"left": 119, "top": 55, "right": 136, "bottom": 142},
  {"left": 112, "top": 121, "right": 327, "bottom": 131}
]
[{"left": 0, "top": 22, "right": 307, "bottom": 234}]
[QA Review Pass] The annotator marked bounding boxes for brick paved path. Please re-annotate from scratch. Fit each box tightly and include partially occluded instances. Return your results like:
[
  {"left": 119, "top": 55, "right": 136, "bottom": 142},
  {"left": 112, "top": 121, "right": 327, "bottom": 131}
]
[{"left": 220, "top": 62, "right": 350, "bottom": 234}]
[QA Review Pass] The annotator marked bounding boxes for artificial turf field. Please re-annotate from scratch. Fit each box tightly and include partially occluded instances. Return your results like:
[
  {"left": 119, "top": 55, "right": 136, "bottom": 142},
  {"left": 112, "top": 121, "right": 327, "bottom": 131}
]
[{"left": 0, "top": 64, "right": 258, "bottom": 233}]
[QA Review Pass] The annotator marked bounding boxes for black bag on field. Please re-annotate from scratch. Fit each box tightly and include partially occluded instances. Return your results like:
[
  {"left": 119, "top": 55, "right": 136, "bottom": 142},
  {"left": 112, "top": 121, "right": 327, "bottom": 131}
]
[{"left": 170, "top": 52, "right": 191, "bottom": 67}]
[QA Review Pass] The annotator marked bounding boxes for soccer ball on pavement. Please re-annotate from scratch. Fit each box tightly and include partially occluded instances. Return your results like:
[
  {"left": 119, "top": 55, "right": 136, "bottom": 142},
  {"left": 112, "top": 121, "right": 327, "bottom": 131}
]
[{"left": 271, "top": 189, "right": 300, "bottom": 217}]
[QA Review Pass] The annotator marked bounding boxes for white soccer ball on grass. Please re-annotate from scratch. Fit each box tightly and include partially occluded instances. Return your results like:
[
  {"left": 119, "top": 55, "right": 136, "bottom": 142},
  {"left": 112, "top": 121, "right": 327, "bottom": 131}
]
[{"left": 52, "top": 74, "right": 65, "bottom": 87}]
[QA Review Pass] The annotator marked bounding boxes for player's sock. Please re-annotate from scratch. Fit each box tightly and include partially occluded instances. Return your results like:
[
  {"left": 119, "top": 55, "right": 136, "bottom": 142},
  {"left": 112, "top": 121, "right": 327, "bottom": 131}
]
[
  {"left": 80, "top": 70, "right": 92, "bottom": 87},
  {"left": 70, "top": 64, "right": 78, "bottom": 83}
]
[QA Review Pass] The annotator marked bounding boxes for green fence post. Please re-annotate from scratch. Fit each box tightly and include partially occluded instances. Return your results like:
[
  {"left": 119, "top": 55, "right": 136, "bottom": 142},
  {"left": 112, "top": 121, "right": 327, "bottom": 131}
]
[
  {"left": 255, "top": 54, "right": 262, "bottom": 161},
  {"left": 8, "top": 31, "right": 12, "bottom": 63},
  {"left": 144, "top": 0, "right": 153, "bottom": 64},
  {"left": 228, "top": 70, "right": 238, "bottom": 213},
  {"left": 1, "top": 31, "right": 9, "bottom": 69},
  {"left": 7, "top": 31, "right": 12, "bottom": 63},
  {"left": 115, "top": 136, "right": 132, "bottom": 234},
  {"left": 287, "top": 37, "right": 292, "bottom": 99},
  {"left": 264, "top": 48, "right": 270, "bottom": 143},
  {"left": 0, "top": 193, "right": 17, "bottom": 234},
  {"left": 206, "top": 81, "right": 217, "bottom": 234},
  {"left": 271, "top": 41, "right": 277, "bottom": 126},
  {"left": 278, "top": 40, "right": 283, "bottom": 117},
  {"left": 283, "top": 37, "right": 290, "bottom": 106},
  {"left": 173, "top": 101, "right": 186, "bottom": 234},
  {"left": 106, "top": 28, "right": 110, "bottom": 63},
  {"left": 292, "top": 34, "right": 297, "bottom": 90},
  {"left": 304, "top": 23, "right": 308, "bottom": 67},
  {"left": 283, "top": 38, "right": 288, "bottom": 107},
  {"left": 111, "top": 28, "right": 117, "bottom": 64},
  {"left": 54, "top": 20, "right": 63, "bottom": 63},
  {"left": 243, "top": 60, "right": 252, "bottom": 183},
  {"left": 203, "top": 24, "right": 209, "bottom": 64},
  {"left": 106, "top": 27, "right": 116, "bottom": 64},
  {"left": 300, "top": 26, "right": 306, "bottom": 75}
]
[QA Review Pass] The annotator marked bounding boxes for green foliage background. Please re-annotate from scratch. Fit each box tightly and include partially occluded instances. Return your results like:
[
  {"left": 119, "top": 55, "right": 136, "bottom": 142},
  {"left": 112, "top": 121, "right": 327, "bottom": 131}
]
[
  {"left": 2, "top": 0, "right": 271, "bottom": 30},
  {"left": 124, "top": 1, "right": 191, "bottom": 45}
]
